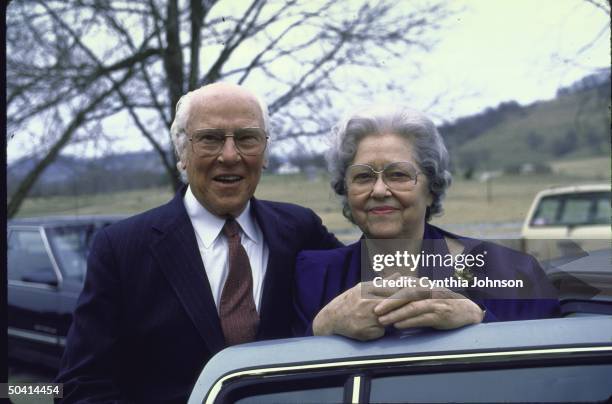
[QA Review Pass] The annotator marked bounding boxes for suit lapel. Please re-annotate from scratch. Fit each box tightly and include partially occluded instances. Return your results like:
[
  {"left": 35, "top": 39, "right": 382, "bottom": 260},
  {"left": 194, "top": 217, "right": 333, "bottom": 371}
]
[
  {"left": 426, "top": 223, "right": 484, "bottom": 280},
  {"left": 149, "top": 188, "right": 226, "bottom": 354},
  {"left": 251, "top": 199, "right": 297, "bottom": 338}
]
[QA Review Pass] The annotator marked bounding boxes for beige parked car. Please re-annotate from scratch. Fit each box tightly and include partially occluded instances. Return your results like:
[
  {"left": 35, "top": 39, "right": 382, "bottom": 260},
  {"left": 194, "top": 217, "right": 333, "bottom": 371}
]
[{"left": 521, "top": 184, "right": 611, "bottom": 260}]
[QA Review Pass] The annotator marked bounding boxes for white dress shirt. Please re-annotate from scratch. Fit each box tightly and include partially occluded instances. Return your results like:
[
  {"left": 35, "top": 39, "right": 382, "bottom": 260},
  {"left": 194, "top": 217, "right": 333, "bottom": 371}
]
[{"left": 183, "top": 186, "right": 269, "bottom": 313}]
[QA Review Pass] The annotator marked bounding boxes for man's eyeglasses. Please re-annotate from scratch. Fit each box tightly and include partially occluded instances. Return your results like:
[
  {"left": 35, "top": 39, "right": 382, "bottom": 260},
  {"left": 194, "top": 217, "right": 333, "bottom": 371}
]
[
  {"left": 189, "top": 128, "right": 269, "bottom": 157},
  {"left": 345, "top": 161, "right": 421, "bottom": 194}
]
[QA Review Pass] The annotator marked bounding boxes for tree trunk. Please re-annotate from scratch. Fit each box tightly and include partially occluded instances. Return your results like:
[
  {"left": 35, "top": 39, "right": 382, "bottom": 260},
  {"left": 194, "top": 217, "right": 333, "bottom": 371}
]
[{"left": 163, "top": 0, "right": 184, "bottom": 123}]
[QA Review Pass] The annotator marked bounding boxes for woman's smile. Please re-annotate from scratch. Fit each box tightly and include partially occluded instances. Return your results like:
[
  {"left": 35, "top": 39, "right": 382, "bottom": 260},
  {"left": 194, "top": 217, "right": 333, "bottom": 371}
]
[{"left": 368, "top": 205, "right": 399, "bottom": 214}]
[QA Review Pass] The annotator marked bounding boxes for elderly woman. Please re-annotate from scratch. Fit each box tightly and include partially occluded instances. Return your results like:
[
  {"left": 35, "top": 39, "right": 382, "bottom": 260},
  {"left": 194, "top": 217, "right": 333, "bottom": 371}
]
[{"left": 294, "top": 105, "right": 560, "bottom": 340}]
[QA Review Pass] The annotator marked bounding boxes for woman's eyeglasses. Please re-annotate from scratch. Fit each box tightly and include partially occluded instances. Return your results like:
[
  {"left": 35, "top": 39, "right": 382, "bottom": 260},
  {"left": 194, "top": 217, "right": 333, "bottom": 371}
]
[{"left": 345, "top": 161, "right": 421, "bottom": 193}]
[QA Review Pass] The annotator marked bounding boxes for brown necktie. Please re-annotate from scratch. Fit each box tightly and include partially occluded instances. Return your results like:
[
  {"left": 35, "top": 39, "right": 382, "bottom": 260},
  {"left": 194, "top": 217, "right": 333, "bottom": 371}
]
[{"left": 219, "top": 218, "right": 259, "bottom": 346}]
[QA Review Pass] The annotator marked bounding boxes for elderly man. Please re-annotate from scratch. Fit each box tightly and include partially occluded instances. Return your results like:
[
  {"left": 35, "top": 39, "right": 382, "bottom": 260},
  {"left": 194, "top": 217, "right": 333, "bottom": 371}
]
[{"left": 56, "top": 83, "right": 341, "bottom": 403}]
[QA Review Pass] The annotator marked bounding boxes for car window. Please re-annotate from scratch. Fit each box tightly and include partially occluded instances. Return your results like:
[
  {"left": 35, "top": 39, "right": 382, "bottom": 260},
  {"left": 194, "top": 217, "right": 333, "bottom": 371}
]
[
  {"left": 594, "top": 197, "right": 611, "bottom": 224},
  {"left": 46, "top": 224, "right": 101, "bottom": 281},
  {"left": 560, "top": 198, "right": 591, "bottom": 224},
  {"left": 530, "top": 196, "right": 560, "bottom": 226},
  {"left": 370, "top": 364, "right": 612, "bottom": 403},
  {"left": 217, "top": 373, "right": 347, "bottom": 404},
  {"left": 234, "top": 386, "right": 344, "bottom": 404},
  {"left": 7, "top": 229, "right": 57, "bottom": 284},
  {"left": 531, "top": 191, "right": 611, "bottom": 227}
]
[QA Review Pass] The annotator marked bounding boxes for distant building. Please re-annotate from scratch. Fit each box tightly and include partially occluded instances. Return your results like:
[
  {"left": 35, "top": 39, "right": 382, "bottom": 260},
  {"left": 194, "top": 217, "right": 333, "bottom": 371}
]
[
  {"left": 277, "top": 163, "right": 300, "bottom": 175},
  {"left": 303, "top": 165, "right": 319, "bottom": 181},
  {"left": 521, "top": 163, "right": 535, "bottom": 174},
  {"left": 478, "top": 171, "right": 502, "bottom": 182}
]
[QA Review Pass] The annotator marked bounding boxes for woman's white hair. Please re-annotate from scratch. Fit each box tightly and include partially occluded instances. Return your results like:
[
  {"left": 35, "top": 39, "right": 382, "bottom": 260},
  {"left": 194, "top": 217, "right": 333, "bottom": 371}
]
[
  {"left": 327, "top": 104, "right": 452, "bottom": 223},
  {"left": 170, "top": 85, "right": 271, "bottom": 182}
]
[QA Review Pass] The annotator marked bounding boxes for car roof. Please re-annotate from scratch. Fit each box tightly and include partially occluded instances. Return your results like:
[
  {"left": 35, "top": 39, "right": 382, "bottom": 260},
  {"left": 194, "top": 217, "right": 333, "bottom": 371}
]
[
  {"left": 549, "top": 248, "right": 612, "bottom": 275},
  {"left": 534, "top": 183, "right": 611, "bottom": 198},
  {"left": 8, "top": 215, "right": 125, "bottom": 227},
  {"left": 547, "top": 248, "right": 612, "bottom": 303},
  {"left": 189, "top": 316, "right": 612, "bottom": 403}
]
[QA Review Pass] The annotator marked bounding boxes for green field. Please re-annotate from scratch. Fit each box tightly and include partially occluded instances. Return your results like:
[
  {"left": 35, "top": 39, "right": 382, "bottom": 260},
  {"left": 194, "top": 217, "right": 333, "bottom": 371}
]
[{"left": 13, "top": 157, "right": 610, "bottom": 242}]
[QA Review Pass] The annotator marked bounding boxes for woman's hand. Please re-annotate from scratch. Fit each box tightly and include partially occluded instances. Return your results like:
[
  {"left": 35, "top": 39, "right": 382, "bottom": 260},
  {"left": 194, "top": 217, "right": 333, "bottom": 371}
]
[
  {"left": 374, "top": 282, "right": 485, "bottom": 330},
  {"left": 313, "top": 281, "right": 398, "bottom": 341}
]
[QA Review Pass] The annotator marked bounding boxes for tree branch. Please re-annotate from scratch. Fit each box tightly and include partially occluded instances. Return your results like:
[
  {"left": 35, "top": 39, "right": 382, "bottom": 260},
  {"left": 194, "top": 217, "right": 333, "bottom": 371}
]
[{"left": 8, "top": 69, "right": 136, "bottom": 218}]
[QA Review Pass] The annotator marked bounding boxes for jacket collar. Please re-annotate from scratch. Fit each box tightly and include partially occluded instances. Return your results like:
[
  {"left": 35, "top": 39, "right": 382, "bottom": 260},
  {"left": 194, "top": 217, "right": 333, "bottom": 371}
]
[
  {"left": 424, "top": 222, "right": 487, "bottom": 253},
  {"left": 250, "top": 198, "right": 298, "bottom": 339},
  {"left": 149, "top": 185, "right": 226, "bottom": 354},
  {"left": 148, "top": 186, "right": 298, "bottom": 350},
  {"left": 352, "top": 223, "right": 487, "bottom": 280}
]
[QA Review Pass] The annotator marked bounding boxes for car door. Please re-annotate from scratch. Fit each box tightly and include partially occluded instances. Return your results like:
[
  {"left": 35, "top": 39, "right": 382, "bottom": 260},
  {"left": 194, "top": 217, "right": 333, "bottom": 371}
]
[
  {"left": 189, "top": 317, "right": 612, "bottom": 404},
  {"left": 44, "top": 223, "right": 95, "bottom": 341},
  {"left": 202, "top": 345, "right": 612, "bottom": 404},
  {"left": 7, "top": 225, "right": 64, "bottom": 366}
]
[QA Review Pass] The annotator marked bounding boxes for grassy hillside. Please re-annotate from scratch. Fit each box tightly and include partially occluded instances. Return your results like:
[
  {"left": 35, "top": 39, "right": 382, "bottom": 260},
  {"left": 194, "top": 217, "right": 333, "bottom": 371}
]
[{"left": 447, "top": 83, "right": 610, "bottom": 171}]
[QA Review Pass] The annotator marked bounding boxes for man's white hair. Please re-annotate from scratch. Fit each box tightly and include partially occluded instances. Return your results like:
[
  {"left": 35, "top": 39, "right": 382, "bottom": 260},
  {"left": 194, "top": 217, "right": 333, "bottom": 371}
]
[{"left": 170, "top": 85, "right": 271, "bottom": 182}]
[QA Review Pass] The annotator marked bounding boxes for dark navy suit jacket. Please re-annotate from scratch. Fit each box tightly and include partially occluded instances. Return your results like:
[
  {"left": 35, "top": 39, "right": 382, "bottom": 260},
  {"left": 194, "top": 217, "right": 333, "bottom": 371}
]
[
  {"left": 56, "top": 187, "right": 341, "bottom": 403},
  {"left": 294, "top": 223, "right": 560, "bottom": 336}
]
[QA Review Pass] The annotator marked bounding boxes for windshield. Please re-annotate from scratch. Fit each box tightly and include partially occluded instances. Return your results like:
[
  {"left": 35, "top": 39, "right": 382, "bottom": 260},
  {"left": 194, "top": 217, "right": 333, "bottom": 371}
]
[
  {"left": 530, "top": 191, "right": 611, "bottom": 227},
  {"left": 46, "top": 223, "right": 111, "bottom": 281}
]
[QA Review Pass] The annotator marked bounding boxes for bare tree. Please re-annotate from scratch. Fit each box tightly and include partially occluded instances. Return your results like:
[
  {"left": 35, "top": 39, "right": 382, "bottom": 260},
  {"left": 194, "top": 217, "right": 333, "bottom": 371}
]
[
  {"left": 550, "top": 0, "right": 610, "bottom": 70},
  {"left": 7, "top": 0, "right": 454, "bottom": 217},
  {"left": 548, "top": 0, "right": 611, "bottom": 146}
]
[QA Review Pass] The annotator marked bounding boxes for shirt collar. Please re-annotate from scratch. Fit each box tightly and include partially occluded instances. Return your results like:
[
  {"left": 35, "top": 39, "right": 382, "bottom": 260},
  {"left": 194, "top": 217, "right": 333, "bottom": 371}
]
[
  {"left": 183, "top": 185, "right": 261, "bottom": 247},
  {"left": 233, "top": 202, "right": 261, "bottom": 245}
]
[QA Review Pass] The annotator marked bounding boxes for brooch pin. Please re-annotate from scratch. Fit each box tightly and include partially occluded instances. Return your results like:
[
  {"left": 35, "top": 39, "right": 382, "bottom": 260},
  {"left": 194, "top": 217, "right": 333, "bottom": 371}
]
[{"left": 453, "top": 266, "right": 474, "bottom": 282}]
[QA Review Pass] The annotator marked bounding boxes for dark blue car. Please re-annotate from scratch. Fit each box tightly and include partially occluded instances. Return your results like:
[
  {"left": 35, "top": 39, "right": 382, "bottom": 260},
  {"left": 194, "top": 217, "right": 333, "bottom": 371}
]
[
  {"left": 188, "top": 248, "right": 612, "bottom": 403},
  {"left": 7, "top": 216, "right": 122, "bottom": 368}
]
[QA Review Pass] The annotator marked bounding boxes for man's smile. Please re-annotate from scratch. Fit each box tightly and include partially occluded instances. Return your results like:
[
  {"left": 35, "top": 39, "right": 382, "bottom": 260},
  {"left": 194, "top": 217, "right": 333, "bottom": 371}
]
[{"left": 213, "top": 174, "right": 244, "bottom": 184}]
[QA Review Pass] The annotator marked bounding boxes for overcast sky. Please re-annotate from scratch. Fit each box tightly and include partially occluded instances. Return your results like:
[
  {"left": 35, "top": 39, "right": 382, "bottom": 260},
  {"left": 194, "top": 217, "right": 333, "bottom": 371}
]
[
  {"left": 6, "top": 0, "right": 610, "bottom": 161},
  {"left": 414, "top": 0, "right": 610, "bottom": 119},
  {"left": 340, "top": 0, "right": 611, "bottom": 125},
  {"left": 276, "top": 0, "right": 611, "bottom": 153}
]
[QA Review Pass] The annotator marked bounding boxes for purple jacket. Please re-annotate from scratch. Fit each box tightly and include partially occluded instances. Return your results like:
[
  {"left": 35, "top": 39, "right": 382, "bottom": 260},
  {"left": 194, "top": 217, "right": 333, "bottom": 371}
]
[{"left": 294, "top": 223, "right": 560, "bottom": 336}]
